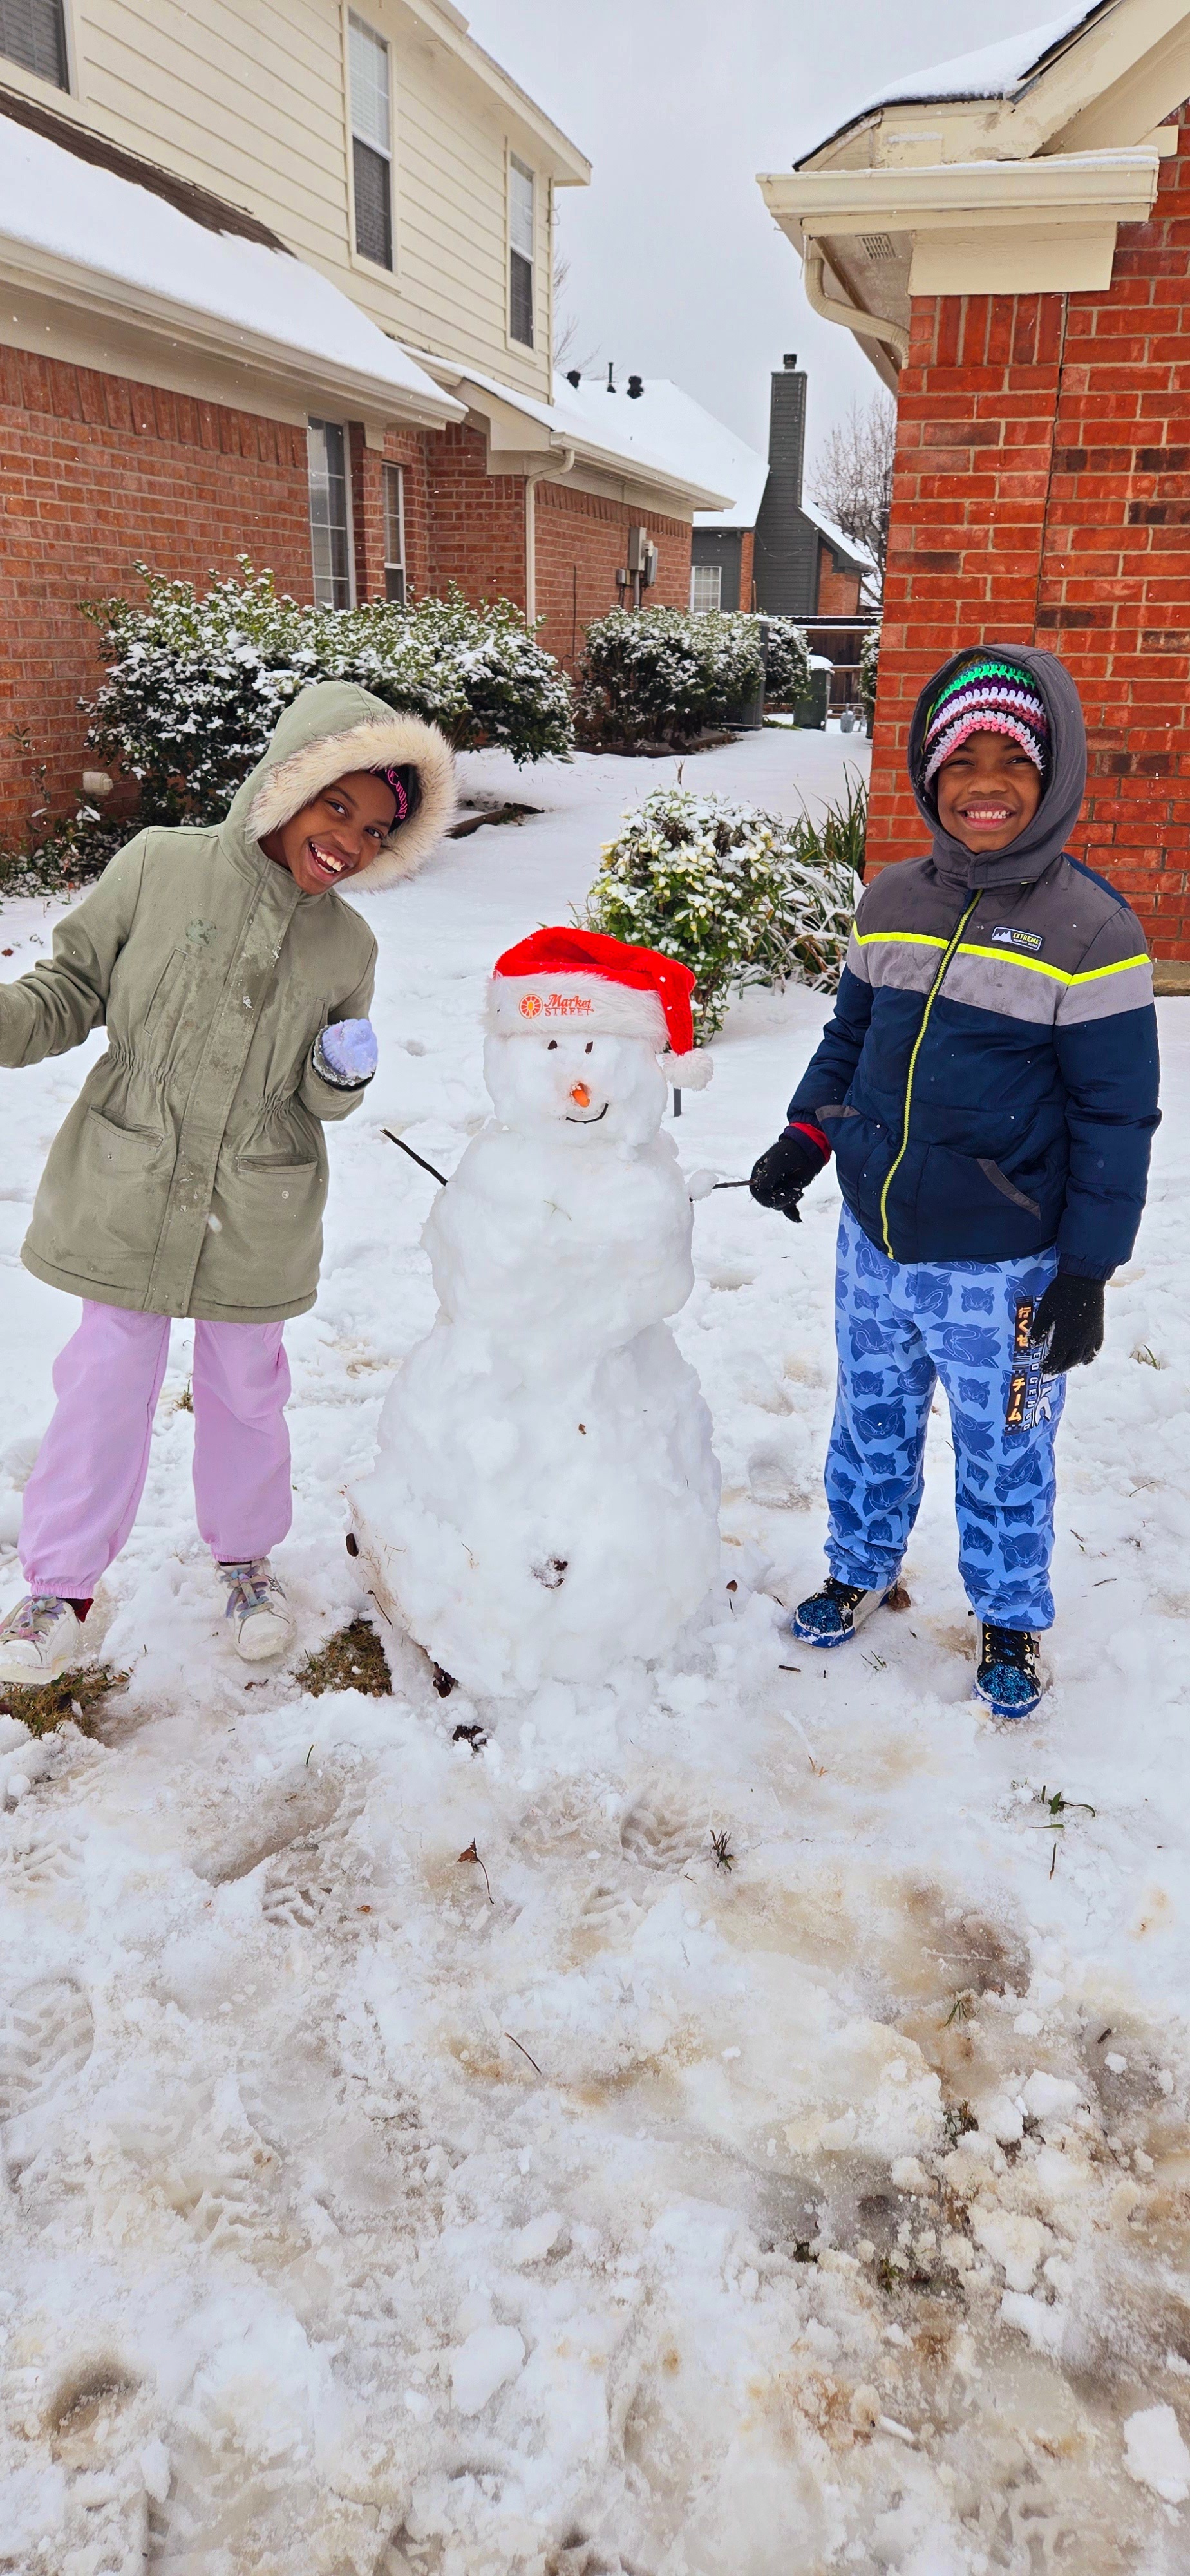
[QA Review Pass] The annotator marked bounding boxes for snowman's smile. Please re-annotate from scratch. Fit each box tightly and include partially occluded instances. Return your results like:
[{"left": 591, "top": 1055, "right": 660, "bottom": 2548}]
[{"left": 565, "top": 1102, "right": 609, "bottom": 1123}]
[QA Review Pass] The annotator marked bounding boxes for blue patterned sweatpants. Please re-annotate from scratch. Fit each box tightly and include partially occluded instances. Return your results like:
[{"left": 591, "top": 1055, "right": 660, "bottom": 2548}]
[{"left": 826, "top": 1206, "right": 1066, "bottom": 1630}]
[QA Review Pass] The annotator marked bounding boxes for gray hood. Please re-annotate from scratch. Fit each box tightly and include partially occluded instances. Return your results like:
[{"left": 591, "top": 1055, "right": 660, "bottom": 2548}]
[{"left": 907, "top": 643, "right": 1087, "bottom": 892}]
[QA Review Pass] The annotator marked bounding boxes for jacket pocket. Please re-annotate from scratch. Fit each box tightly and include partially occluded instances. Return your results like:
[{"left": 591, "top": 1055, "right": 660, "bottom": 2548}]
[
  {"left": 976, "top": 1157, "right": 1041, "bottom": 1217},
  {"left": 200, "top": 1155, "right": 326, "bottom": 1312},
  {"left": 66, "top": 1110, "right": 170, "bottom": 1286}
]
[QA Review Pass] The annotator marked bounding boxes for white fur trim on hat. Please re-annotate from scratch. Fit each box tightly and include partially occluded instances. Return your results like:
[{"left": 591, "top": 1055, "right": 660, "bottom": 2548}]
[
  {"left": 666, "top": 1048, "right": 713, "bottom": 1091},
  {"left": 487, "top": 972, "right": 670, "bottom": 1047},
  {"left": 248, "top": 712, "right": 456, "bottom": 889}
]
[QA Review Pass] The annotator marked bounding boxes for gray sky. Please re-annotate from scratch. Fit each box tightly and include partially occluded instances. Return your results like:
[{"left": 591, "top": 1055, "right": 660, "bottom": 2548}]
[{"left": 467, "top": 0, "right": 1066, "bottom": 476}]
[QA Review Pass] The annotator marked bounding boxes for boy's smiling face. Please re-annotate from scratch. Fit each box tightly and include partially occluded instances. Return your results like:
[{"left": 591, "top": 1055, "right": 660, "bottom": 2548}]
[
  {"left": 935, "top": 728, "right": 1043, "bottom": 855},
  {"left": 260, "top": 768, "right": 397, "bottom": 895}
]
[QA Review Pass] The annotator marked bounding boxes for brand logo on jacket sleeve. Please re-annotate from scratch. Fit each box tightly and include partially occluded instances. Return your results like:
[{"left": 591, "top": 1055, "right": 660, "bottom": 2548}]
[{"left": 990, "top": 925, "right": 1044, "bottom": 954}]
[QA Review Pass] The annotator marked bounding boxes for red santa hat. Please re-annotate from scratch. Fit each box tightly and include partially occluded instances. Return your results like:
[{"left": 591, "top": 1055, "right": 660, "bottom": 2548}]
[{"left": 487, "top": 927, "right": 713, "bottom": 1088}]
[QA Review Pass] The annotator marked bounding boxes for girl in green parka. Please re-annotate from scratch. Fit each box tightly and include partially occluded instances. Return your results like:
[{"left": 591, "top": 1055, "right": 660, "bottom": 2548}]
[{"left": 0, "top": 681, "right": 455, "bottom": 1683}]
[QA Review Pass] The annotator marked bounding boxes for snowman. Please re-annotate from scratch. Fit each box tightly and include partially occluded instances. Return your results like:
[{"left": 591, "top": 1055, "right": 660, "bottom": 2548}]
[{"left": 349, "top": 927, "right": 722, "bottom": 1698}]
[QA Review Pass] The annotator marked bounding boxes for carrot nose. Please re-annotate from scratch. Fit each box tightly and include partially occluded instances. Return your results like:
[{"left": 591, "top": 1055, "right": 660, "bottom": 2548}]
[{"left": 569, "top": 1081, "right": 590, "bottom": 1106}]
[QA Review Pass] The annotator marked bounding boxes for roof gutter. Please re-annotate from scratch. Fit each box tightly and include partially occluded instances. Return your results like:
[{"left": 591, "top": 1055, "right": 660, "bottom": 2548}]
[
  {"left": 802, "top": 244, "right": 909, "bottom": 366},
  {"left": 0, "top": 236, "right": 466, "bottom": 427}
]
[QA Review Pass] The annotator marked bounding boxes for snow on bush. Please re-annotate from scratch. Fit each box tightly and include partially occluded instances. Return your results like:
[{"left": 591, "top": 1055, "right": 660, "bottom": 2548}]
[
  {"left": 584, "top": 782, "right": 860, "bottom": 1039},
  {"left": 84, "top": 564, "right": 574, "bottom": 825},
  {"left": 760, "top": 616, "right": 813, "bottom": 708},
  {"left": 576, "top": 607, "right": 764, "bottom": 751},
  {"left": 859, "top": 623, "right": 881, "bottom": 722}
]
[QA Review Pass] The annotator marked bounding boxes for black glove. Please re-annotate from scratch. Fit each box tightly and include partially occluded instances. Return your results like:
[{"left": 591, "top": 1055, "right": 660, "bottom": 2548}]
[
  {"left": 749, "top": 1124, "right": 827, "bottom": 1224},
  {"left": 1029, "top": 1273, "right": 1105, "bottom": 1374}
]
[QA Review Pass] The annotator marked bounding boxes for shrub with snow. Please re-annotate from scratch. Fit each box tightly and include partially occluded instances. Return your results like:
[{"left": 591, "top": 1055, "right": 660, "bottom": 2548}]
[
  {"left": 84, "top": 564, "right": 573, "bottom": 826},
  {"left": 859, "top": 623, "right": 881, "bottom": 723},
  {"left": 584, "top": 783, "right": 860, "bottom": 1039},
  {"left": 760, "top": 617, "right": 813, "bottom": 708},
  {"left": 576, "top": 608, "right": 764, "bottom": 751}
]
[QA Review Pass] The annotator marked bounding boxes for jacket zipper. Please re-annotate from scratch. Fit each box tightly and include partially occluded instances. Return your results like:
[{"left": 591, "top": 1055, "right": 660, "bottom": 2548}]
[{"left": 878, "top": 893, "right": 981, "bottom": 1259}]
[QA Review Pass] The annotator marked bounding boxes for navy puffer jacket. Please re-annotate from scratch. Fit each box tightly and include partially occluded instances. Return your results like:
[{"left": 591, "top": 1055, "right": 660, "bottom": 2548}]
[{"left": 788, "top": 646, "right": 1159, "bottom": 1278}]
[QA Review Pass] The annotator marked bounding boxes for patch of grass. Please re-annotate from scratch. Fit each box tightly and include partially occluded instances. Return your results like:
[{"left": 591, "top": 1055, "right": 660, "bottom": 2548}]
[
  {"left": 0, "top": 1662, "right": 129, "bottom": 1738},
  {"left": 710, "top": 1828, "right": 735, "bottom": 1871},
  {"left": 299, "top": 1617, "right": 391, "bottom": 1699}
]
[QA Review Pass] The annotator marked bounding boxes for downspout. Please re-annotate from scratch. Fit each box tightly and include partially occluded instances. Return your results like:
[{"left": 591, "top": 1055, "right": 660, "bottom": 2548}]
[
  {"left": 525, "top": 446, "right": 576, "bottom": 626},
  {"left": 803, "top": 243, "right": 910, "bottom": 366}
]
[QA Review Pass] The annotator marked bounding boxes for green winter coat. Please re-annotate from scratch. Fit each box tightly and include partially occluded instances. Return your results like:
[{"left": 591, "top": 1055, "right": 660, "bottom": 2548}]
[{"left": 0, "top": 681, "right": 455, "bottom": 1321}]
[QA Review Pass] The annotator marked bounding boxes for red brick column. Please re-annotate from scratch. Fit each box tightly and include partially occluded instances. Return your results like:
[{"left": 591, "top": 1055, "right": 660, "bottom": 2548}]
[{"left": 869, "top": 109, "right": 1190, "bottom": 957}]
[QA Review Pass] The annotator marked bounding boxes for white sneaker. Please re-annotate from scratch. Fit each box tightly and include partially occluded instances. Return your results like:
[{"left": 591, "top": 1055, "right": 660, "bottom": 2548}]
[
  {"left": 0, "top": 1593, "right": 84, "bottom": 1688},
  {"left": 220, "top": 1558, "right": 294, "bottom": 1663}
]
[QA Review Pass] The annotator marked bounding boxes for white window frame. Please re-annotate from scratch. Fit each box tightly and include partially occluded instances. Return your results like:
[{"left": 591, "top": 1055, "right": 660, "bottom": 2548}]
[
  {"left": 0, "top": 0, "right": 80, "bottom": 97},
  {"left": 307, "top": 417, "right": 356, "bottom": 611},
  {"left": 690, "top": 562, "right": 722, "bottom": 614},
  {"left": 345, "top": 5, "right": 395, "bottom": 275},
  {"left": 382, "top": 460, "right": 406, "bottom": 605},
  {"left": 507, "top": 149, "right": 535, "bottom": 352}
]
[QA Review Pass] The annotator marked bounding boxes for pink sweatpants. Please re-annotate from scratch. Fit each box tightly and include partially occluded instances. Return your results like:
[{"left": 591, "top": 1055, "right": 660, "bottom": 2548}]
[{"left": 20, "top": 1303, "right": 292, "bottom": 1596}]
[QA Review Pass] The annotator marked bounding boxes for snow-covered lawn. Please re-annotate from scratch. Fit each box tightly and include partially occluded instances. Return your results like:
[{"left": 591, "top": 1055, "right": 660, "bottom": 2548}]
[{"left": 2, "top": 729, "right": 1189, "bottom": 2575}]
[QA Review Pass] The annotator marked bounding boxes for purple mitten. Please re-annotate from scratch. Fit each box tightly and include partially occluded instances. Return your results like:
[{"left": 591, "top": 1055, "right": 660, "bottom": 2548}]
[{"left": 316, "top": 1017, "right": 377, "bottom": 1085}]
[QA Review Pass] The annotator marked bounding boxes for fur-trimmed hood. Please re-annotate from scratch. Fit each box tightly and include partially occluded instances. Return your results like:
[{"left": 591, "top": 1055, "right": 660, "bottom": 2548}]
[{"left": 227, "top": 679, "right": 456, "bottom": 891}]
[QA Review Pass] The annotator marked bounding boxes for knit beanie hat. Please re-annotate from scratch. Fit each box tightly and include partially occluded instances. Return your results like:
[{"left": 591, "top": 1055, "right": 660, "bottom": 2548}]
[{"left": 920, "top": 654, "right": 1050, "bottom": 796}]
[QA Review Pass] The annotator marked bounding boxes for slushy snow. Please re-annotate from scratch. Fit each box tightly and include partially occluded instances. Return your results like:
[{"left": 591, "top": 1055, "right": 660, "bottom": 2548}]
[
  {"left": 350, "top": 1021, "right": 720, "bottom": 1695},
  {"left": 0, "top": 728, "right": 1188, "bottom": 2571}
]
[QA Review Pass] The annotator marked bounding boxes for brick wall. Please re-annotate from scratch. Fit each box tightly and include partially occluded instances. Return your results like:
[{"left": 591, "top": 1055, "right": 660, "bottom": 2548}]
[
  {"left": 818, "top": 545, "right": 862, "bottom": 618},
  {"left": 0, "top": 349, "right": 313, "bottom": 841},
  {"left": 535, "top": 479, "right": 692, "bottom": 667},
  {"left": 350, "top": 422, "right": 431, "bottom": 603},
  {"left": 739, "top": 527, "right": 755, "bottom": 613},
  {"left": 869, "top": 108, "right": 1190, "bottom": 956},
  {"left": 426, "top": 422, "right": 527, "bottom": 608}
]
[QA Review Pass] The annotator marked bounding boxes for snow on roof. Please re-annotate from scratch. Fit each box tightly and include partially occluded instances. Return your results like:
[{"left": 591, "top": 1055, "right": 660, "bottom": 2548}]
[
  {"left": 799, "top": 494, "right": 876, "bottom": 572},
  {"left": 554, "top": 376, "right": 767, "bottom": 527},
  {"left": 430, "top": 361, "right": 732, "bottom": 508},
  {"left": 816, "top": 5, "right": 1102, "bottom": 135},
  {"left": 552, "top": 377, "right": 875, "bottom": 566},
  {"left": 0, "top": 111, "right": 459, "bottom": 418}
]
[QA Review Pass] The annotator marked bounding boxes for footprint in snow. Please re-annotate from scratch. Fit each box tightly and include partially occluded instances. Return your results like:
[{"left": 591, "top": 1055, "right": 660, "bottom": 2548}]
[
  {"left": 0, "top": 1976, "right": 94, "bottom": 2124},
  {"left": 619, "top": 1801, "right": 705, "bottom": 1873}
]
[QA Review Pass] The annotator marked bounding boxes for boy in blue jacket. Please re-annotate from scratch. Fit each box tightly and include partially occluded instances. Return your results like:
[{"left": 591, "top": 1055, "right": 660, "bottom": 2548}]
[{"left": 750, "top": 645, "right": 1160, "bottom": 1718}]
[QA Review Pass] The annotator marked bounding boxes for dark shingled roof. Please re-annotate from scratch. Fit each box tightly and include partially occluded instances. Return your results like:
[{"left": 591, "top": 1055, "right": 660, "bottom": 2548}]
[{"left": 0, "top": 81, "right": 291, "bottom": 252}]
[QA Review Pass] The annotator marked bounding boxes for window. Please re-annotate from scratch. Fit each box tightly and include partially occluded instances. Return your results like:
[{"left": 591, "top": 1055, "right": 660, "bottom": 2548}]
[
  {"left": 690, "top": 562, "right": 722, "bottom": 614},
  {"left": 349, "top": 12, "right": 393, "bottom": 269},
  {"left": 383, "top": 462, "right": 406, "bottom": 605},
  {"left": 308, "top": 420, "right": 353, "bottom": 609},
  {"left": 0, "top": 0, "right": 68, "bottom": 87},
  {"left": 509, "top": 156, "right": 534, "bottom": 348}
]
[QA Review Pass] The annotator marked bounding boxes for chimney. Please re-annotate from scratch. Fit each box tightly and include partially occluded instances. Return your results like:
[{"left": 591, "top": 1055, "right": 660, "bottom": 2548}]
[
  {"left": 768, "top": 357, "right": 807, "bottom": 500},
  {"left": 752, "top": 357, "right": 816, "bottom": 616}
]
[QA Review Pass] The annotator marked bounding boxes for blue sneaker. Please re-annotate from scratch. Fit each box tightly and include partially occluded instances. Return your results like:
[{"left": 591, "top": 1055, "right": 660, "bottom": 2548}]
[
  {"left": 974, "top": 1623, "right": 1044, "bottom": 1720},
  {"left": 790, "top": 1577, "right": 892, "bottom": 1649}
]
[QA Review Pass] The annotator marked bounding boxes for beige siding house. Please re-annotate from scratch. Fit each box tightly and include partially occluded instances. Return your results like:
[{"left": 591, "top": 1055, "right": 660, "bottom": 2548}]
[{"left": 0, "top": 0, "right": 725, "bottom": 835}]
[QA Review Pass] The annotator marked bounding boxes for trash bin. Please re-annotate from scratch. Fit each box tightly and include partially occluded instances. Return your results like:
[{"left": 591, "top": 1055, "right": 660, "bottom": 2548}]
[{"left": 793, "top": 654, "right": 832, "bottom": 731}]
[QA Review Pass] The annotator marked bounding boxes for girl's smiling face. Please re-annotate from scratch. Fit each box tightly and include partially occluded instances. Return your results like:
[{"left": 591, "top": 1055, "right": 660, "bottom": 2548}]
[
  {"left": 260, "top": 769, "right": 397, "bottom": 895},
  {"left": 935, "top": 728, "right": 1043, "bottom": 854}
]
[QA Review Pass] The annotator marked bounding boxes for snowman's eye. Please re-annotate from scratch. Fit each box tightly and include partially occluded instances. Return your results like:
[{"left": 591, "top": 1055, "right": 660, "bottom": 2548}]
[
  {"left": 547, "top": 1039, "right": 558, "bottom": 1051},
  {"left": 585, "top": 1041, "right": 592, "bottom": 1054}
]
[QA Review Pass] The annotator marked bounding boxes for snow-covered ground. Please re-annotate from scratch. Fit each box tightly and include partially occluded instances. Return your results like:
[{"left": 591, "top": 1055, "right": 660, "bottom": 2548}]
[{"left": 2, "top": 728, "right": 1189, "bottom": 2576}]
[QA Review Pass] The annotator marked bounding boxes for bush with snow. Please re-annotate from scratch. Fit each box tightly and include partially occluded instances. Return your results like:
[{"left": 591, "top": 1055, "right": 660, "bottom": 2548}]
[
  {"left": 859, "top": 623, "right": 881, "bottom": 723},
  {"left": 84, "top": 564, "right": 573, "bottom": 826},
  {"left": 576, "top": 607, "right": 764, "bottom": 751},
  {"left": 584, "top": 782, "right": 860, "bottom": 1039},
  {"left": 760, "top": 617, "right": 813, "bottom": 708}
]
